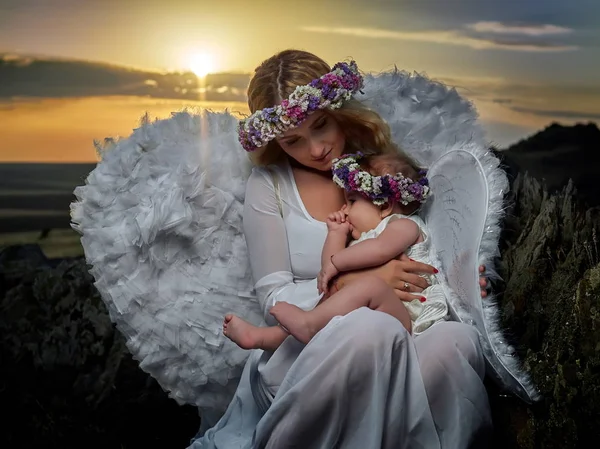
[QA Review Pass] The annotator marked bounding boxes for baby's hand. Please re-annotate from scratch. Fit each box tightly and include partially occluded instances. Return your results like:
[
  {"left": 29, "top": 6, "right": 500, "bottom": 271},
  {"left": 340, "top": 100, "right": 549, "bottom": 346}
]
[
  {"left": 317, "top": 259, "right": 339, "bottom": 294},
  {"left": 326, "top": 210, "right": 352, "bottom": 234}
]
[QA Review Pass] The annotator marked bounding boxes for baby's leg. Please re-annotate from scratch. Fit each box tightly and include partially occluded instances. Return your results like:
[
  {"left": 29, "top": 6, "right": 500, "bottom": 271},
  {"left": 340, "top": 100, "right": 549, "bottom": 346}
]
[
  {"left": 270, "top": 276, "right": 412, "bottom": 344},
  {"left": 223, "top": 314, "right": 288, "bottom": 351}
]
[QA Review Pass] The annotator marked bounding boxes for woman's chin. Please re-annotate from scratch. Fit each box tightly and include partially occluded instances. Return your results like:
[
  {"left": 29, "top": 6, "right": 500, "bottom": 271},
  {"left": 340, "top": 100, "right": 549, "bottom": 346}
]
[
  {"left": 306, "top": 159, "right": 333, "bottom": 172},
  {"left": 319, "top": 151, "right": 342, "bottom": 169}
]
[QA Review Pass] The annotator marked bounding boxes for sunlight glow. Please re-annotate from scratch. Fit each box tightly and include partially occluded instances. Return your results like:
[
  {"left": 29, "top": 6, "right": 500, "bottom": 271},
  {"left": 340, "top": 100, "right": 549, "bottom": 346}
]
[{"left": 188, "top": 51, "right": 216, "bottom": 77}]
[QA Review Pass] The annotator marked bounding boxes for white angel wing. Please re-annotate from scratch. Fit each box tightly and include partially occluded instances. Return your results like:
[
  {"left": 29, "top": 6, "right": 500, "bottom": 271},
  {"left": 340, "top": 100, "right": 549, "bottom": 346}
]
[
  {"left": 424, "top": 147, "right": 540, "bottom": 403},
  {"left": 358, "top": 70, "right": 485, "bottom": 167},
  {"left": 71, "top": 110, "right": 263, "bottom": 411},
  {"left": 360, "top": 70, "right": 540, "bottom": 403},
  {"left": 71, "top": 68, "right": 539, "bottom": 412}
]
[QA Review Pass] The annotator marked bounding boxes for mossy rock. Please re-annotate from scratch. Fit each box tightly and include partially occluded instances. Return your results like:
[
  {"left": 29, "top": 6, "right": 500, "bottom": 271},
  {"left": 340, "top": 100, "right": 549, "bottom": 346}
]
[{"left": 491, "top": 173, "right": 600, "bottom": 448}]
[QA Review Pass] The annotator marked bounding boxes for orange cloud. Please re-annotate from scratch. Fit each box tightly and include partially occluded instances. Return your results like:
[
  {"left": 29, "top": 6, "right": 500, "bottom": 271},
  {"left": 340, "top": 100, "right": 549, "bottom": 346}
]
[
  {"left": 0, "top": 96, "right": 248, "bottom": 162},
  {"left": 300, "top": 26, "right": 578, "bottom": 52}
]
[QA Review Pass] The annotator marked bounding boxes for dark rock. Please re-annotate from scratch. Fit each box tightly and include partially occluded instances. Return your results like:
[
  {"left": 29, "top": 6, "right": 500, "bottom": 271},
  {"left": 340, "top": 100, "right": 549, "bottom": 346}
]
[
  {"left": 0, "top": 250, "right": 199, "bottom": 448},
  {"left": 499, "top": 122, "right": 600, "bottom": 207},
  {"left": 491, "top": 172, "right": 600, "bottom": 447}
]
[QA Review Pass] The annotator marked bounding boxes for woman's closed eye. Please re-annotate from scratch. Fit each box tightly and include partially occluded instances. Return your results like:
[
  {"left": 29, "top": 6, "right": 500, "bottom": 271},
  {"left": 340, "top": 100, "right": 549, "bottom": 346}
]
[
  {"left": 313, "top": 118, "right": 327, "bottom": 130},
  {"left": 284, "top": 138, "right": 300, "bottom": 146},
  {"left": 280, "top": 119, "right": 327, "bottom": 147}
]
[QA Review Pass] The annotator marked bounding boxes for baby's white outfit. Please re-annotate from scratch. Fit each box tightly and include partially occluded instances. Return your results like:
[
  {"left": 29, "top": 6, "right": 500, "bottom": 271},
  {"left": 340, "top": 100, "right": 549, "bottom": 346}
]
[{"left": 351, "top": 213, "right": 449, "bottom": 334}]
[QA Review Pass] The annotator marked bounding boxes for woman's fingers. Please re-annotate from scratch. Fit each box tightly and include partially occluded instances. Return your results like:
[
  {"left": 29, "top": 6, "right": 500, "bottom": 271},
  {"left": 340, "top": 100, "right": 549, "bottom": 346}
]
[
  {"left": 480, "top": 275, "right": 490, "bottom": 299},
  {"left": 395, "top": 272, "right": 429, "bottom": 291},
  {"left": 394, "top": 273, "right": 429, "bottom": 293},
  {"left": 393, "top": 289, "right": 426, "bottom": 302},
  {"left": 399, "top": 258, "right": 437, "bottom": 275},
  {"left": 478, "top": 265, "right": 490, "bottom": 298}
]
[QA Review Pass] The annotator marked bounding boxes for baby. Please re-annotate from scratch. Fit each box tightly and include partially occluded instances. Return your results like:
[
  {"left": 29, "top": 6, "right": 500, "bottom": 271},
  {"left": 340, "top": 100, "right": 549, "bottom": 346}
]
[{"left": 223, "top": 152, "right": 448, "bottom": 350}]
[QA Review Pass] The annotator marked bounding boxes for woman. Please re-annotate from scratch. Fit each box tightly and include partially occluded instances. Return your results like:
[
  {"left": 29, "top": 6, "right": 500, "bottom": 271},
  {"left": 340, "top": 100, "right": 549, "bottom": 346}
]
[{"left": 190, "top": 50, "right": 492, "bottom": 448}]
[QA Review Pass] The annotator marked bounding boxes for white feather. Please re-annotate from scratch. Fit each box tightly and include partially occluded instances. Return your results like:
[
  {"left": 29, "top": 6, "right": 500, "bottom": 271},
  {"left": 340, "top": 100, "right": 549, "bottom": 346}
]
[
  {"left": 359, "top": 70, "right": 539, "bottom": 403},
  {"left": 72, "top": 109, "right": 262, "bottom": 411},
  {"left": 71, "top": 70, "right": 540, "bottom": 413}
]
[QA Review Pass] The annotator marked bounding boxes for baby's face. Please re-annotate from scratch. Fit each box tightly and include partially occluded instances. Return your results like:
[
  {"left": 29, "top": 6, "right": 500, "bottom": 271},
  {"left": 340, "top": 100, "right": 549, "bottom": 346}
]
[{"left": 343, "top": 192, "right": 381, "bottom": 239}]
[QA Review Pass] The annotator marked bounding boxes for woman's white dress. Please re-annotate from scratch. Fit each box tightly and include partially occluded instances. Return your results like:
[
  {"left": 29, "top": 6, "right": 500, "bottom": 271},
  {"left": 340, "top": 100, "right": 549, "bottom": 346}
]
[{"left": 188, "top": 161, "right": 492, "bottom": 449}]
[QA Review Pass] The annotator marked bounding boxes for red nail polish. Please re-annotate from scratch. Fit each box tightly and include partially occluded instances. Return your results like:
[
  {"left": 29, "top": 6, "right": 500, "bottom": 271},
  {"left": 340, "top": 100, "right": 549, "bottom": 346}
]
[
  {"left": 433, "top": 268, "right": 439, "bottom": 274},
  {"left": 420, "top": 297, "right": 426, "bottom": 302}
]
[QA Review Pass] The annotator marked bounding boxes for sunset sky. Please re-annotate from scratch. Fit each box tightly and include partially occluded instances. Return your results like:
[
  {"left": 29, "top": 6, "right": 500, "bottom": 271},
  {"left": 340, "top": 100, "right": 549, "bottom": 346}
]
[{"left": 1, "top": 0, "right": 599, "bottom": 162}]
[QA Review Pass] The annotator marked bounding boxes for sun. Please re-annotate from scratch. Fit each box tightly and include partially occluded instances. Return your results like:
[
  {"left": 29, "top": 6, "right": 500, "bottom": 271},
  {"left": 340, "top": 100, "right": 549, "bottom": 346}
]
[{"left": 188, "top": 51, "right": 216, "bottom": 77}]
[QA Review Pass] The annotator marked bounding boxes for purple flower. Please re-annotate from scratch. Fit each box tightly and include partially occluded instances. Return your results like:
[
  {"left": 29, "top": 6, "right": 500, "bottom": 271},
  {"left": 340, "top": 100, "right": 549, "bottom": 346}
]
[{"left": 238, "top": 61, "right": 363, "bottom": 152}]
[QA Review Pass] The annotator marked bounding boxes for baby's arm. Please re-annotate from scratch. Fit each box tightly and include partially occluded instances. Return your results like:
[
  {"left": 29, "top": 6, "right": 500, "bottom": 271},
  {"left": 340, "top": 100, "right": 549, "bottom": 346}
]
[
  {"left": 331, "top": 218, "right": 420, "bottom": 272},
  {"left": 321, "top": 227, "right": 349, "bottom": 268},
  {"left": 318, "top": 211, "right": 351, "bottom": 293}
]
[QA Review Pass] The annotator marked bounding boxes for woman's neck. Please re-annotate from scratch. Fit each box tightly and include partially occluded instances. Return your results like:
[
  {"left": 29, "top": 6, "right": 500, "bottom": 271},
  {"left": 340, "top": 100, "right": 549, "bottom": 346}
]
[{"left": 288, "top": 157, "right": 333, "bottom": 179}]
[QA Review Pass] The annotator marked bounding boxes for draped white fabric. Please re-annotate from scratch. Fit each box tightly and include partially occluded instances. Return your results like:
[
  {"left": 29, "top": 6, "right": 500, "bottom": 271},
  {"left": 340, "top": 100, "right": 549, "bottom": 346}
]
[{"left": 189, "top": 163, "right": 492, "bottom": 448}]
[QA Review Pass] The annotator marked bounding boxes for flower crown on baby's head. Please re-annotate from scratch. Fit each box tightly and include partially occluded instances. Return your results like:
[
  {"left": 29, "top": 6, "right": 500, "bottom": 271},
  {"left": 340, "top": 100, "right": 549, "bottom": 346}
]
[
  {"left": 331, "top": 152, "right": 431, "bottom": 206},
  {"left": 238, "top": 61, "right": 363, "bottom": 152}
]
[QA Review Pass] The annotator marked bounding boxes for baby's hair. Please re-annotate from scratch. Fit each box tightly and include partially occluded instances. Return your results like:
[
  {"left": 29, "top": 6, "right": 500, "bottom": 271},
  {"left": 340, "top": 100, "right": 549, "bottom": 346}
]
[
  {"left": 361, "top": 152, "right": 427, "bottom": 212},
  {"left": 361, "top": 152, "right": 422, "bottom": 181}
]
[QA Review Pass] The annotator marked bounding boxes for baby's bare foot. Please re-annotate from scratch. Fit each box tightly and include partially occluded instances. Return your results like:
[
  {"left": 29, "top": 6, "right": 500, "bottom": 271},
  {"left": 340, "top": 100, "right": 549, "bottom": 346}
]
[
  {"left": 270, "top": 303, "right": 317, "bottom": 344},
  {"left": 223, "top": 314, "right": 264, "bottom": 350}
]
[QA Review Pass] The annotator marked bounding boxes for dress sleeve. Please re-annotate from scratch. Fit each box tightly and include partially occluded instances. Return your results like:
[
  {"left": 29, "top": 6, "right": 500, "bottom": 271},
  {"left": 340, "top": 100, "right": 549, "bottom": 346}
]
[{"left": 243, "top": 168, "right": 322, "bottom": 325}]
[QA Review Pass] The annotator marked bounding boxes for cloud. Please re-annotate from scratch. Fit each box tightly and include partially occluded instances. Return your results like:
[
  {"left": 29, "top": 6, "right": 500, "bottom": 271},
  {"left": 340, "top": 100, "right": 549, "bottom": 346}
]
[
  {"left": 508, "top": 106, "right": 600, "bottom": 120},
  {"left": 422, "top": 74, "right": 600, "bottom": 134},
  {"left": 1, "top": 53, "right": 34, "bottom": 66},
  {"left": 466, "top": 21, "right": 573, "bottom": 36},
  {"left": 300, "top": 26, "right": 578, "bottom": 52},
  {"left": 437, "top": 75, "right": 600, "bottom": 110},
  {"left": 0, "top": 56, "right": 250, "bottom": 102},
  {"left": 480, "top": 120, "right": 538, "bottom": 148}
]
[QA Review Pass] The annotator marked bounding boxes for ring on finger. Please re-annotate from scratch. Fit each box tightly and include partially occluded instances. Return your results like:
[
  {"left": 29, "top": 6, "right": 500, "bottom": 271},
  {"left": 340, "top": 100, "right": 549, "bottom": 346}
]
[{"left": 403, "top": 282, "right": 410, "bottom": 291}]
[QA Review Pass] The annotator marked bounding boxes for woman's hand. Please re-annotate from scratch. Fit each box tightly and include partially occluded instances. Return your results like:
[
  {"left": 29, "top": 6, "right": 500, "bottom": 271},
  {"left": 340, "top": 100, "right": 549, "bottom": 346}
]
[
  {"left": 333, "top": 255, "right": 435, "bottom": 301},
  {"left": 333, "top": 256, "right": 491, "bottom": 301}
]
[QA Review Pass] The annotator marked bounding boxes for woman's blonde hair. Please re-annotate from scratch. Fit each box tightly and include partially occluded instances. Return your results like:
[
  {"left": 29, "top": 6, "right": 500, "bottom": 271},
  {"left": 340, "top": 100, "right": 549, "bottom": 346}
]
[{"left": 246, "top": 49, "right": 398, "bottom": 166}]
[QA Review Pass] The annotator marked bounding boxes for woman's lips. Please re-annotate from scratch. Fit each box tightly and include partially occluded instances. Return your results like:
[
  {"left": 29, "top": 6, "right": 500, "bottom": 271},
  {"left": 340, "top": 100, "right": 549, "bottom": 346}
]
[{"left": 313, "top": 149, "right": 332, "bottom": 162}]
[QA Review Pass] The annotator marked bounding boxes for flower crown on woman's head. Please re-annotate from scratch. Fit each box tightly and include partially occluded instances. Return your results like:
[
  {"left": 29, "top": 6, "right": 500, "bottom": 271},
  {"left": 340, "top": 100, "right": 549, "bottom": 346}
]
[
  {"left": 238, "top": 61, "right": 363, "bottom": 152},
  {"left": 331, "top": 152, "right": 431, "bottom": 206}
]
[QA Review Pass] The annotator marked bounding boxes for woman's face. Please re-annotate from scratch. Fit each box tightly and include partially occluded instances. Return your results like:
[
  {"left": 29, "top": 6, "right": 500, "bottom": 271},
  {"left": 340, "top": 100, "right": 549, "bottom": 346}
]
[{"left": 275, "top": 111, "right": 346, "bottom": 172}]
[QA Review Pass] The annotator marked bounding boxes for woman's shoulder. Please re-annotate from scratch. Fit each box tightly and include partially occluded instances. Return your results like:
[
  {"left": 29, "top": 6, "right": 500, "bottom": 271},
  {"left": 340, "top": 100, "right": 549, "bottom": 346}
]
[{"left": 248, "top": 162, "right": 290, "bottom": 184}]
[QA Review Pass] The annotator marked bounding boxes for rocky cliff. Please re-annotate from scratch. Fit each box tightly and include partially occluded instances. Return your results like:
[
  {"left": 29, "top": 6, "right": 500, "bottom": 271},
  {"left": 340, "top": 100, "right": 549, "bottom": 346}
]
[{"left": 489, "top": 172, "right": 600, "bottom": 447}]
